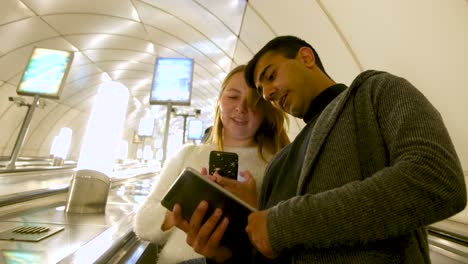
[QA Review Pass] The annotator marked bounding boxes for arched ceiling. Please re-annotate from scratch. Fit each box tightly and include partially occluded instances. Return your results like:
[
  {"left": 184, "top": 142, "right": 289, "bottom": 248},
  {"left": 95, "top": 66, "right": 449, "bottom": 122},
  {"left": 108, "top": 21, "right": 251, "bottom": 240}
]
[{"left": 1, "top": 0, "right": 467, "bottom": 169}]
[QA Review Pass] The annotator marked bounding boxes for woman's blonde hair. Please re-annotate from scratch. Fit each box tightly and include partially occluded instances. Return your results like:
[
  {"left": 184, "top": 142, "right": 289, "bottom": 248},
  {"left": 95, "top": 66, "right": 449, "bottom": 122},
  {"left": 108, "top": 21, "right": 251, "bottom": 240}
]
[{"left": 206, "top": 65, "right": 290, "bottom": 161}]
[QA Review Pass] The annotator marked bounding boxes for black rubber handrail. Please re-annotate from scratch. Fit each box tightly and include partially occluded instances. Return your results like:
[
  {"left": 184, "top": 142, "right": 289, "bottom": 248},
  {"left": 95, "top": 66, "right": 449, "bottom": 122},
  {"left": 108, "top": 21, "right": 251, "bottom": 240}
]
[{"left": 94, "top": 230, "right": 136, "bottom": 264}]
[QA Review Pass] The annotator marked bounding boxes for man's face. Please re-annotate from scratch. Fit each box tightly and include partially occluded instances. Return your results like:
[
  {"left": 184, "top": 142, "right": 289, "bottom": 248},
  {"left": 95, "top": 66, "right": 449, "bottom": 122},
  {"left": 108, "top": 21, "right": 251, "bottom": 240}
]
[{"left": 253, "top": 51, "right": 314, "bottom": 118}]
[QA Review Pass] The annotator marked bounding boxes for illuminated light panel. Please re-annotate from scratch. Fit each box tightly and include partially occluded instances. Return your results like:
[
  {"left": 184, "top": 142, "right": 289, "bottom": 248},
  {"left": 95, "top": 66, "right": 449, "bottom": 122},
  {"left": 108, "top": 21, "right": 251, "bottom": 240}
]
[
  {"left": 49, "top": 127, "right": 72, "bottom": 159},
  {"left": 143, "top": 145, "right": 153, "bottom": 160},
  {"left": 76, "top": 81, "right": 130, "bottom": 176},
  {"left": 137, "top": 114, "right": 155, "bottom": 137},
  {"left": 146, "top": 42, "right": 155, "bottom": 53},
  {"left": 116, "top": 140, "right": 128, "bottom": 160},
  {"left": 136, "top": 148, "right": 143, "bottom": 159},
  {"left": 100, "top": 72, "right": 112, "bottom": 82}
]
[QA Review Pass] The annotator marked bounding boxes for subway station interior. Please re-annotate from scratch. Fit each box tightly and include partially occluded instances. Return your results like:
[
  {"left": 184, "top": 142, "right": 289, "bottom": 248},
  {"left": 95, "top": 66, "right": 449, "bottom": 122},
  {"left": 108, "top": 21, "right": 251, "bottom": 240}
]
[{"left": 0, "top": 0, "right": 467, "bottom": 263}]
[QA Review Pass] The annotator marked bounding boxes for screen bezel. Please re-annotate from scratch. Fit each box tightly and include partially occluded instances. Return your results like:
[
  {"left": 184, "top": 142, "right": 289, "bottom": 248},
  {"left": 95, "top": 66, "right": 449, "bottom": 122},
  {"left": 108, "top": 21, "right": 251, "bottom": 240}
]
[
  {"left": 149, "top": 57, "right": 194, "bottom": 106},
  {"left": 16, "top": 47, "right": 74, "bottom": 99}
]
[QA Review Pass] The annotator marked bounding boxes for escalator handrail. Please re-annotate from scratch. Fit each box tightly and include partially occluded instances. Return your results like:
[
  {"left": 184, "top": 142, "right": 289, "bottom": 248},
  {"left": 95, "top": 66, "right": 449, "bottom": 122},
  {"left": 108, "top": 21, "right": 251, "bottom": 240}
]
[
  {"left": 428, "top": 225, "right": 468, "bottom": 246},
  {"left": 0, "top": 187, "right": 69, "bottom": 207}
]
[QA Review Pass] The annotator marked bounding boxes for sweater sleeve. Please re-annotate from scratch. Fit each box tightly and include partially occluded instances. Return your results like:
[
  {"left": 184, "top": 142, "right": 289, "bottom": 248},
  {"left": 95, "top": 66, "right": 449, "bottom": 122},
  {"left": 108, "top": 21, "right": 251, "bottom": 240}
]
[
  {"left": 266, "top": 73, "right": 466, "bottom": 251},
  {"left": 133, "top": 144, "right": 196, "bottom": 243}
]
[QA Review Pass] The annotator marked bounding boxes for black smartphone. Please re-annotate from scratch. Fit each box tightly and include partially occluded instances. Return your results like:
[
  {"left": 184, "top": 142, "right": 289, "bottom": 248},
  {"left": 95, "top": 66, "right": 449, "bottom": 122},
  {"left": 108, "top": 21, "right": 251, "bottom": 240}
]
[{"left": 209, "top": 150, "right": 238, "bottom": 180}]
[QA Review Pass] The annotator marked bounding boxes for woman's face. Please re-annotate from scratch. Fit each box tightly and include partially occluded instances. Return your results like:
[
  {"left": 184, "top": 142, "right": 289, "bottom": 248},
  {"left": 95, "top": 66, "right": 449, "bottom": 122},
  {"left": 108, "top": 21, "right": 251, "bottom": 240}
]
[{"left": 219, "top": 72, "right": 264, "bottom": 143}]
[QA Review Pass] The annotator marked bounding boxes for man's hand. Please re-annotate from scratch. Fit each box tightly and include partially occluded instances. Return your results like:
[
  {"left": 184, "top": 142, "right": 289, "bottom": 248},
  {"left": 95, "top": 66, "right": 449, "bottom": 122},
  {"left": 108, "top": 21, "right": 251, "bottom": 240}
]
[
  {"left": 209, "top": 170, "right": 258, "bottom": 208},
  {"left": 172, "top": 201, "right": 233, "bottom": 263},
  {"left": 246, "top": 210, "right": 278, "bottom": 259}
]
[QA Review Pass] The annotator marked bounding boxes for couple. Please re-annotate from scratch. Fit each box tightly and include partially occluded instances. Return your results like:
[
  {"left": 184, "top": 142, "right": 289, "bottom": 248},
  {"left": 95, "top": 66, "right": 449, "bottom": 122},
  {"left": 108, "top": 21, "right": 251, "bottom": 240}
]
[{"left": 135, "top": 35, "right": 466, "bottom": 263}]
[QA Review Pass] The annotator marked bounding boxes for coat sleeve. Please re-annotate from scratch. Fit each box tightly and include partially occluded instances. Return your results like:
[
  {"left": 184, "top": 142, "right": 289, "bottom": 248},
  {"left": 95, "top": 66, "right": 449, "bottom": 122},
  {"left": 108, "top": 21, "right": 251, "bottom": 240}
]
[
  {"left": 133, "top": 144, "right": 196, "bottom": 243},
  {"left": 266, "top": 73, "right": 466, "bottom": 251}
]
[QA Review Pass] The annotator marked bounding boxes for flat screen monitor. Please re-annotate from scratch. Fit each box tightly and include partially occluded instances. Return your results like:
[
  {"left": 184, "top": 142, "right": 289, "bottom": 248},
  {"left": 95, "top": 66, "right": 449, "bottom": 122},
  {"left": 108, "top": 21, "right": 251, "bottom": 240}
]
[
  {"left": 17, "top": 47, "right": 74, "bottom": 99},
  {"left": 137, "top": 116, "right": 155, "bottom": 137},
  {"left": 150, "top": 57, "right": 194, "bottom": 106},
  {"left": 187, "top": 119, "right": 203, "bottom": 140}
]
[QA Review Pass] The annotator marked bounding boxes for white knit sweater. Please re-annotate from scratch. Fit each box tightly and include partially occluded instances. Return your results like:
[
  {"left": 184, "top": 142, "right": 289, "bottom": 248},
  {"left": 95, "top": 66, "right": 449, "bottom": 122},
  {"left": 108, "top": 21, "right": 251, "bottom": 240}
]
[{"left": 133, "top": 143, "right": 272, "bottom": 264}]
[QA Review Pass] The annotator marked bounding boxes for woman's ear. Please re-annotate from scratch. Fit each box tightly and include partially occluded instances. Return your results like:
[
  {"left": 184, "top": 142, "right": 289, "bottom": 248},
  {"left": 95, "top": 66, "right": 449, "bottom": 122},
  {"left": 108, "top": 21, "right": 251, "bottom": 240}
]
[{"left": 297, "top": 47, "right": 316, "bottom": 68}]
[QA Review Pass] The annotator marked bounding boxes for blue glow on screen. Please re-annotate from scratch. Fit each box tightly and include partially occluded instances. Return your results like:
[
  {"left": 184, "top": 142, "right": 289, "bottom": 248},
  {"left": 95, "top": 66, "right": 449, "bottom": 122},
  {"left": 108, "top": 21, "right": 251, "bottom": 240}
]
[
  {"left": 150, "top": 57, "right": 194, "bottom": 105},
  {"left": 187, "top": 119, "right": 203, "bottom": 140},
  {"left": 17, "top": 48, "right": 73, "bottom": 98}
]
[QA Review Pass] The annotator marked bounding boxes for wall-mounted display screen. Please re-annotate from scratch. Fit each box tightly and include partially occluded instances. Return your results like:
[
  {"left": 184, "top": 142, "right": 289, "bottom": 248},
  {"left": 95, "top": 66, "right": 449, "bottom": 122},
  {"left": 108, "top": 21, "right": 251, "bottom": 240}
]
[
  {"left": 187, "top": 119, "right": 203, "bottom": 140},
  {"left": 17, "top": 47, "right": 74, "bottom": 99},
  {"left": 150, "top": 57, "right": 194, "bottom": 106},
  {"left": 137, "top": 115, "right": 155, "bottom": 137}
]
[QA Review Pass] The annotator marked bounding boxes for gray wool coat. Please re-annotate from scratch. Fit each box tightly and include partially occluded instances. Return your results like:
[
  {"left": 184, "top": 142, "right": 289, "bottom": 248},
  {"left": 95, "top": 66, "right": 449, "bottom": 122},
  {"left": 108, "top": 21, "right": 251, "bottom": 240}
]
[{"left": 262, "top": 70, "right": 466, "bottom": 263}]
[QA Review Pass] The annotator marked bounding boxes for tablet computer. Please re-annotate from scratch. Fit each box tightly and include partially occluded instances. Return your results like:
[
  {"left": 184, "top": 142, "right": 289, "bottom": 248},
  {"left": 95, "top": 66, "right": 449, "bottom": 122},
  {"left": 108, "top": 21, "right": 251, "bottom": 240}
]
[{"left": 161, "top": 167, "right": 257, "bottom": 247}]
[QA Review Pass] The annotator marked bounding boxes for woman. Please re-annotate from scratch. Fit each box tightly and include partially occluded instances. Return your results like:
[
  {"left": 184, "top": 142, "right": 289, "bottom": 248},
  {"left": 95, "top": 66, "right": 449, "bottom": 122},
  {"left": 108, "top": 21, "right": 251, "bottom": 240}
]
[{"left": 133, "top": 65, "right": 289, "bottom": 264}]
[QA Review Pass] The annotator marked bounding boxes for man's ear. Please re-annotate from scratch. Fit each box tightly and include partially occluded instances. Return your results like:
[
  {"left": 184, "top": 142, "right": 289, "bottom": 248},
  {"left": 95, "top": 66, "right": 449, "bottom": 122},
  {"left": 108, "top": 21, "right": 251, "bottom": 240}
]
[{"left": 297, "top": 47, "right": 315, "bottom": 68}]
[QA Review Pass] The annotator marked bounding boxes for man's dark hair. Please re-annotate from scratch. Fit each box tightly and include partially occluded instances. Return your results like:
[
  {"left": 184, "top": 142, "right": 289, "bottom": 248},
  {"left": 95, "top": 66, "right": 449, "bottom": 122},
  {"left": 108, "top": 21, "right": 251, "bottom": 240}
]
[{"left": 245, "top": 35, "right": 329, "bottom": 90}]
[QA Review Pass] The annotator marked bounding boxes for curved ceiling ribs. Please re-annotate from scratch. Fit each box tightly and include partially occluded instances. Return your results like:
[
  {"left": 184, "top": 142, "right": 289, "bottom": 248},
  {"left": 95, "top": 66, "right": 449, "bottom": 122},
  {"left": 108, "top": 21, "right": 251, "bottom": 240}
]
[
  {"left": 1, "top": 0, "right": 465, "bottom": 168},
  {"left": 0, "top": 0, "right": 248, "bottom": 158}
]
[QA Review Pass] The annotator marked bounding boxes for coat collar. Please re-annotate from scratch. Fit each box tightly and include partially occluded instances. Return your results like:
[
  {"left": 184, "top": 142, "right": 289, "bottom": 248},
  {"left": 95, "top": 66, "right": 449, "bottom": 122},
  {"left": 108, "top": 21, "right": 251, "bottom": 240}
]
[{"left": 296, "top": 70, "right": 382, "bottom": 194}]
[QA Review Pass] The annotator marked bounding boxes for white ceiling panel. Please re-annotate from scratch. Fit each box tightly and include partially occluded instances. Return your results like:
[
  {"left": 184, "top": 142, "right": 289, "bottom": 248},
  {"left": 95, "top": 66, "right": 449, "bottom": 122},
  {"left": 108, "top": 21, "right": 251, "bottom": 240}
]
[
  {"left": 65, "top": 64, "right": 102, "bottom": 84},
  {"left": 74, "top": 97, "right": 95, "bottom": 112},
  {"left": 109, "top": 70, "right": 152, "bottom": 82},
  {"left": 232, "top": 39, "right": 253, "bottom": 65},
  {"left": 119, "top": 78, "right": 152, "bottom": 89},
  {"left": 321, "top": 0, "right": 468, "bottom": 85},
  {"left": 0, "top": 46, "right": 32, "bottom": 83},
  {"left": 25, "top": 103, "right": 70, "bottom": 148},
  {"left": 134, "top": 1, "right": 228, "bottom": 70},
  {"left": 83, "top": 49, "right": 156, "bottom": 64},
  {"left": 195, "top": 0, "right": 247, "bottom": 34},
  {"left": 139, "top": 0, "right": 237, "bottom": 57},
  {"left": 0, "top": 83, "right": 19, "bottom": 117},
  {"left": 322, "top": 0, "right": 468, "bottom": 165},
  {"left": 95, "top": 61, "right": 154, "bottom": 73},
  {"left": 155, "top": 47, "right": 183, "bottom": 58},
  {"left": 37, "top": 108, "right": 82, "bottom": 153},
  {"left": 63, "top": 89, "right": 99, "bottom": 108},
  {"left": 0, "top": 0, "right": 34, "bottom": 26},
  {"left": 63, "top": 74, "right": 101, "bottom": 90},
  {"left": 248, "top": 0, "right": 360, "bottom": 84},
  {"left": 0, "top": 106, "right": 27, "bottom": 155},
  {"left": 68, "top": 51, "right": 94, "bottom": 67},
  {"left": 238, "top": 6, "right": 275, "bottom": 54},
  {"left": 65, "top": 34, "right": 151, "bottom": 52},
  {"left": 21, "top": 0, "right": 140, "bottom": 21},
  {"left": 145, "top": 27, "right": 225, "bottom": 76},
  {"left": 43, "top": 14, "right": 147, "bottom": 39},
  {"left": 0, "top": 16, "right": 59, "bottom": 54},
  {"left": 61, "top": 77, "right": 102, "bottom": 100}
]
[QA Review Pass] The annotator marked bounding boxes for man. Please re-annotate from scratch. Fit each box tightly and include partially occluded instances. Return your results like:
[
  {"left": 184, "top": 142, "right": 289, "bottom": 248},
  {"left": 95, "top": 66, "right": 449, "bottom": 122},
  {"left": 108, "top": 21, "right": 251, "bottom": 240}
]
[{"left": 172, "top": 35, "right": 466, "bottom": 263}]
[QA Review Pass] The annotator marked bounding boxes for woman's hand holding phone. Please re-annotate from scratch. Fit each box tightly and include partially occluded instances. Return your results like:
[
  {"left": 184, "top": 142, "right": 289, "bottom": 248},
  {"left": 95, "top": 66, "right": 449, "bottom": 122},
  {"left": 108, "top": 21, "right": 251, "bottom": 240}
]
[{"left": 210, "top": 170, "right": 258, "bottom": 208}]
